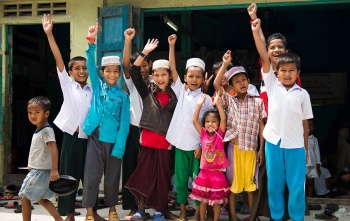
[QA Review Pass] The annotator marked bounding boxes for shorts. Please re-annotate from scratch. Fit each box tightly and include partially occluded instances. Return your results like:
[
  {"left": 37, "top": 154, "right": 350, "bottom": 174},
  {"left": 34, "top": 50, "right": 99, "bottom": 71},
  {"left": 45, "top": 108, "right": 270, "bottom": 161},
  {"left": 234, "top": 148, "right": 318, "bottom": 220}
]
[
  {"left": 306, "top": 166, "right": 318, "bottom": 179},
  {"left": 19, "top": 169, "right": 55, "bottom": 203}
]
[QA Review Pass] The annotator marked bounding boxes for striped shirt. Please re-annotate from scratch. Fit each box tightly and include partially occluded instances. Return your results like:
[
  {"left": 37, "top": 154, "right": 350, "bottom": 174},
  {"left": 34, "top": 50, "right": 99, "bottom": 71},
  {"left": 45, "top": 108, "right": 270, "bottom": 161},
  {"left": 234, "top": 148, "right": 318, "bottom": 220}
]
[{"left": 220, "top": 91, "right": 267, "bottom": 151}]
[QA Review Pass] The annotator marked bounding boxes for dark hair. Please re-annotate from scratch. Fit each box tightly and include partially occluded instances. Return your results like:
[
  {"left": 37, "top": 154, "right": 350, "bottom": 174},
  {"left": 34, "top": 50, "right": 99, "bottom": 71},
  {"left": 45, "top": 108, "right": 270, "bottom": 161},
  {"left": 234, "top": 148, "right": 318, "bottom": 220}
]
[
  {"left": 266, "top": 33, "right": 287, "bottom": 50},
  {"left": 131, "top": 51, "right": 151, "bottom": 64},
  {"left": 276, "top": 53, "right": 301, "bottom": 71},
  {"left": 212, "top": 61, "right": 233, "bottom": 75},
  {"left": 201, "top": 108, "right": 221, "bottom": 126},
  {"left": 28, "top": 96, "right": 51, "bottom": 111},
  {"left": 68, "top": 56, "right": 87, "bottom": 71}
]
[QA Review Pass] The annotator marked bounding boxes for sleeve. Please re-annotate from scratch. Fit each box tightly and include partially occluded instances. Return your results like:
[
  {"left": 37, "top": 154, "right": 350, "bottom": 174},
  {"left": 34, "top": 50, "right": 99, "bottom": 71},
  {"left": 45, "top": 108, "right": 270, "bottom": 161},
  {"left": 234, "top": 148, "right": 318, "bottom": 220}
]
[
  {"left": 42, "top": 128, "right": 56, "bottom": 144},
  {"left": 301, "top": 91, "right": 313, "bottom": 120},
  {"left": 170, "top": 77, "right": 183, "bottom": 98},
  {"left": 85, "top": 44, "right": 100, "bottom": 97},
  {"left": 261, "top": 65, "right": 276, "bottom": 97},
  {"left": 315, "top": 138, "right": 321, "bottom": 165},
  {"left": 124, "top": 74, "right": 134, "bottom": 94},
  {"left": 258, "top": 98, "right": 267, "bottom": 121},
  {"left": 111, "top": 93, "right": 131, "bottom": 158},
  {"left": 56, "top": 66, "right": 71, "bottom": 88},
  {"left": 219, "top": 91, "right": 230, "bottom": 110},
  {"left": 248, "top": 84, "right": 260, "bottom": 97},
  {"left": 129, "top": 65, "right": 149, "bottom": 99}
]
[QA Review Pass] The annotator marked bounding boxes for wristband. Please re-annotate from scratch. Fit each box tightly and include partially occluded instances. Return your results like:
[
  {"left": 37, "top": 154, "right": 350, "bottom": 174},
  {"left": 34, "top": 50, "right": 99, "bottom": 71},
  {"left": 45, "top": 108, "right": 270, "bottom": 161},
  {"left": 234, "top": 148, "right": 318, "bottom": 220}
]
[
  {"left": 136, "top": 49, "right": 146, "bottom": 57},
  {"left": 86, "top": 37, "right": 96, "bottom": 42},
  {"left": 198, "top": 143, "right": 202, "bottom": 147},
  {"left": 250, "top": 18, "right": 258, "bottom": 24}
]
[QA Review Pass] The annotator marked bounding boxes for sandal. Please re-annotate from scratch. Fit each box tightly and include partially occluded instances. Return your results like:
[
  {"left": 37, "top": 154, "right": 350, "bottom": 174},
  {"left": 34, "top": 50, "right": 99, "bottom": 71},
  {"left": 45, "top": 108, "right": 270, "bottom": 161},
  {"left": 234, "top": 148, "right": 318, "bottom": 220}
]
[
  {"left": 108, "top": 211, "right": 120, "bottom": 221},
  {"left": 5, "top": 201, "right": 19, "bottom": 209},
  {"left": 84, "top": 216, "right": 94, "bottom": 221},
  {"left": 130, "top": 210, "right": 151, "bottom": 221}
]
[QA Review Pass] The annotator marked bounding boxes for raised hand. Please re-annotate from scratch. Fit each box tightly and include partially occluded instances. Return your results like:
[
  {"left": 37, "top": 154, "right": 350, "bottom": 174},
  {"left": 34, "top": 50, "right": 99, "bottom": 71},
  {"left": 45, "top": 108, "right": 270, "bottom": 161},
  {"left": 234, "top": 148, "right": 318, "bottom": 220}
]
[
  {"left": 222, "top": 50, "right": 232, "bottom": 66},
  {"left": 212, "top": 93, "right": 220, "bottom": 106},
  {"left": 87, "top": 22, "right": 99, "bottom": 39},
  {"left": 124, "top": 28, "right": 135, "bottom": 41},
  {"left": 202, "top": 72, "right": 214, "bottom": 94},
  {"left": 251, "top": 18, "right": 261, "bottom": 33},
  {"left": 197, "top": 94, "right": 206, "bottom": 106},
  {"left": 42, "top": 14, "right": 54, "bottom": 34},
  {"left": 143, "top": 38, "right": 159, "bottom": 54},
  {"left": 247, "top": 3, "right": 258, "bottom": 19},
  {"left": 168, "top": 34, "right": 177, "bottom": 45}
]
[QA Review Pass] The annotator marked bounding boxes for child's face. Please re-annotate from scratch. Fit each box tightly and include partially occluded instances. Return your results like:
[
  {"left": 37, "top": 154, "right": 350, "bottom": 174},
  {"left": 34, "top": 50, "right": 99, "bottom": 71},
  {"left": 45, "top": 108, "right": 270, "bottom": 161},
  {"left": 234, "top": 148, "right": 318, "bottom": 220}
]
[
  {"left": 308, "top": 120, "right": 314, "bottom": 134},
  {"left": 141, "top": 60, "right": 152, "bottom": 81},
  {"left": 267, "top": 39, "right": 286, "bottom": 66},
  {"left": 231, "top": 73, "right": 250, "bottom": 94},
  {"left": 27, "top": 104, "right": 49, "bottom": 128},
  {"left": 204, "top": 113, "right": 219, "bottom": 133},
  {"left": 184, "top": 67, "right": 204, "bottom": 91},
  {"left": 69, "top": 61, "right": 88, "bottom": 84},
  {"left": 152, "top": 68, "right": 170, "bottom": 92},
  {"left": 276, "top": 63, "right": 300, "bottom": 90},
  {"left": 100, "top": 65, "right": 121, "bottom": 86}
]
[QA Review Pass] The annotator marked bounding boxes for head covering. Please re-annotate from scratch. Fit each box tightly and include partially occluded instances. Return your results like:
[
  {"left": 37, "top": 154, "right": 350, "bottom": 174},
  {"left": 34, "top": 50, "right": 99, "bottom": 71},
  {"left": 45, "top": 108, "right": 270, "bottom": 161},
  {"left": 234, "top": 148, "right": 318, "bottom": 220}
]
[
  {"left": 225, "top": 66, "right": 247, "bottom": 82},
  {"left": 49, "top": 175, "right": 79, "bottom": 196},
  {"left": 186, "top": 58, "right": 205, "bottom": 72},
  {"left": 152, "top": 59, "right": 170, "bottom": 70},
  {"left": 101, "top": 56, "right": 120, "bottom": 66}
]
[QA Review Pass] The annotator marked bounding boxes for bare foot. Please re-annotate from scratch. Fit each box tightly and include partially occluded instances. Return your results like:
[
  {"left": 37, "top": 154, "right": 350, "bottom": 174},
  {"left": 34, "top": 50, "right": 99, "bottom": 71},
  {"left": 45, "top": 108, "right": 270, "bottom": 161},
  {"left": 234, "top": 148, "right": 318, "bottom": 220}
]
[
  {"left": 64, "top": 213, "right": 75, "bottom": 221},
  {"left": 93, "top": 211, "right": 106, "bottom": 221},
  {"left": 164, "top": 210, "right": 179, "bottom": 220},
  {"left": 125, "top": 209, "right": 138, "bottom": 220}
]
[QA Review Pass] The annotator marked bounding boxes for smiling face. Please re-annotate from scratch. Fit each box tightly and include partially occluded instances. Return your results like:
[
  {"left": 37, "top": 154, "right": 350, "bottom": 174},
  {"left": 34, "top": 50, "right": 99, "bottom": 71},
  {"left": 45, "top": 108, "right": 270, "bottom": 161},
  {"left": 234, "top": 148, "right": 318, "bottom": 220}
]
[
  {"left": 185, "top": 67, "right": 204, "bottom": 91},
  {"left": 100, "top": 65, "right": 121, "bottom": 86},
  {"left": 267, "top": 39, "right": 286, "bottom": 68},
  {"left": 204, "top": 113, "right": 220, "bottom": 135},
  {"left": 140, "top": 60, "right": 152, "bottom": 81},
  {"left": 27, "top": 104, "right": 49, "bottom": 128},
  {"left": 152, "top": 68, "right": 170, "bottom": 92},
  {"left": 230, "top": 73, "right": 250, "bottom": 95},
  {"left": 276, "top": 63, "right": 300, "bottom": 90},
  {"left": 69, "top": 60, "right": 88, "bottom": 86}
]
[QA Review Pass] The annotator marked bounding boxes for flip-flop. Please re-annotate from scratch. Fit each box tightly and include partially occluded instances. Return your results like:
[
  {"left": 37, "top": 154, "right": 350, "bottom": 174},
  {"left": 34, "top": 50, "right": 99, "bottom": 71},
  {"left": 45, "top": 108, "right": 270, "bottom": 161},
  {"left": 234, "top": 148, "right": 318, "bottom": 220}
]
[
  {"left": 308, "top": 204, "right": 322, "bottom": 210},
  {"left": 0, "top": 202, "right": 8, "bottom": 207},
  {"left": 314, "top": 212, "right": 339, "bottom": 220},
  {"left": 5, "top": 201, "right": 19, "bottom": 209}
]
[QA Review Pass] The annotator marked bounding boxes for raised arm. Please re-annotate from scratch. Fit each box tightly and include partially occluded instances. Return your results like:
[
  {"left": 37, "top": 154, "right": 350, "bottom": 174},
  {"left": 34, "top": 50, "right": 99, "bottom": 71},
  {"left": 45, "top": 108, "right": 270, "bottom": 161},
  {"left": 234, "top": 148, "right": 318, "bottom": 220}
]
[
  {"left": 168, "top": 34, "right": 179, "bottom": 83},
  {"left": 42, "top": 14, "right": 64, "bottom": 72},
  {"left": 251, "top": 19, "right": 270, "bottom": 73},
  {"left": 247, "top": 3, "right": 266, "bottom": 48},
  {"left": 85, "top": 23, "right": 99, "bottom": 85},
  {"left": 213, "top": 50, "right": 232, "bottom": 95},
  {"left": 133, "top": 39, "right": 158, "bottom": 67},
  {"left": 122, "top": 28, "right": 135, "bottom": 79},
  {"left": 193, "top": 94, "right": 206, "bottom": 134},
  {"left": 213, "top": 93, "right": 226, "bottom": 134}
]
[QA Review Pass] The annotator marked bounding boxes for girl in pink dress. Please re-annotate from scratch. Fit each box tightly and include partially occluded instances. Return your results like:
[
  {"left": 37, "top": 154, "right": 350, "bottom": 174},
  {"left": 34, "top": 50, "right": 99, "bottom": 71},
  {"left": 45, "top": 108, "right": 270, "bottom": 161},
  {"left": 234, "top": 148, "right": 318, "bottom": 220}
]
[{"left": 190, "top": 94, "right": 230, "bottom": 221}]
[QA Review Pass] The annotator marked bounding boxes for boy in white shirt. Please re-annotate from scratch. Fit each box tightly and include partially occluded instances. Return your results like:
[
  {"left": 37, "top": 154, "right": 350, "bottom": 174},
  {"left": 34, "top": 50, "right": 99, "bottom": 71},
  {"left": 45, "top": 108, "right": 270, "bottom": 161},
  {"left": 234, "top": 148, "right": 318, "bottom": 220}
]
[
  {"left": 252, "top": 19, "right": 313, "bottom": 221},
  {"left": 314, "top": 154, "right": 333, "bottom": 197}
]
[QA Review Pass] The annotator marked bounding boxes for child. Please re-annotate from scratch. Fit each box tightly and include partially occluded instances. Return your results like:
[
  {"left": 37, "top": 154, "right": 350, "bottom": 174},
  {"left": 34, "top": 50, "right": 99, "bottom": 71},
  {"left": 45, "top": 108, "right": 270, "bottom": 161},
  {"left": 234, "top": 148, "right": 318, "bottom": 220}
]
[
  {"left": 82, "top": 23, "right": 130, "bottom": 221},
  {"left": 306, "top": 118, "right": 321, "bottom": 197},
  {"left": 213, "top": 50, "right": 266, "bottom": 221},
  {"left": 19, "top": 96, "right": 63, "bottom": 221},
  {"left": 42, "top": 14, "right": 95, "bottom": 221},
  {"left": 125, "top": 38, "right": 177, "bottom": 221},
  {"left": 314, "top": 154, "right": 333, "bottom": 198},
  {"left": 251, "top": 18, "right": 313, "bottom": 221},
  {"left": 166, "top": 34, "right": 213, "bottom": 221},
  {"left": 189, "top": 94, "right": 230, "bottom": 221}
]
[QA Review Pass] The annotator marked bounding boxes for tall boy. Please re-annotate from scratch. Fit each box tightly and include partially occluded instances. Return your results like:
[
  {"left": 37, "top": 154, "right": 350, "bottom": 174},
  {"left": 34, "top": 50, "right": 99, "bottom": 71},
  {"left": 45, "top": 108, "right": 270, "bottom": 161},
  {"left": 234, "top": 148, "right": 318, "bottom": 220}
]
[
  {"left": 42, "top": 14, "right": 98, "bottom": 221},
  {"left": 19, "top": 96, "right": 63, "bottom": 221},
  {"left": 213, "top": 50, "right": 266, "bottom": 221},
  {"left": 252, "top": 18, "right": 313, "bottom": 221}
]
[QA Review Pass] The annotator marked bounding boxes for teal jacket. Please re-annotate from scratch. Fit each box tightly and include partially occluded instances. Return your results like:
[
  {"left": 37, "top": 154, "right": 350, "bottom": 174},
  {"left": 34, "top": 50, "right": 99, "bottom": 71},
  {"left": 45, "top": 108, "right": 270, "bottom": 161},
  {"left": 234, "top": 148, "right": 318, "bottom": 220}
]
[{"left": 83, "top": 44, "right": 130, "bottom": 159}]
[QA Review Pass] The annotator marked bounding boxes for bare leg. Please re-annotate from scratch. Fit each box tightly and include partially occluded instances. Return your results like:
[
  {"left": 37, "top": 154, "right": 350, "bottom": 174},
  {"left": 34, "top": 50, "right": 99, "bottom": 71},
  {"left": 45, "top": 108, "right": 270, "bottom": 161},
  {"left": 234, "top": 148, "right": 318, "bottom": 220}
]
[
  {"left": 22, "top": 197, "right": 32, "bottom": 221},
  {"left": 179, "top": 203, "right": 187, "bottom": 220},
  {"left": 191, "top": 205, "right": 200, "bottom": 221},
  {"left": 139, "top": 196, "right": 145, "bottom": 210},
  {"left": 38, "top": 199, "right": 64, "bottom": 221},
  {"left": 306, "top": 178, "right": 314, "bottom": 197},
  {"left": 213, "top": 204, "right": 221, "bottom": 221},
  {"left": 229, "top": 192, "right": 240, "bottom": 221},
  {"left": 199, "top": 202, "right": 207, "bottom": 221},
  {"left": 247, "top": 192, "right": 253, "bottom": 212},
  {"left": 93, "top": 210, "right": 106, "bottom": 221},
  {"left": 164, "top": 210, "right": 179, "bottom": 220},
  {"left": 206, "top": 205, "right": 214, "bottom": 221},
  {"left": 64, "top": 213, "right": 75, "bottom": 221}
]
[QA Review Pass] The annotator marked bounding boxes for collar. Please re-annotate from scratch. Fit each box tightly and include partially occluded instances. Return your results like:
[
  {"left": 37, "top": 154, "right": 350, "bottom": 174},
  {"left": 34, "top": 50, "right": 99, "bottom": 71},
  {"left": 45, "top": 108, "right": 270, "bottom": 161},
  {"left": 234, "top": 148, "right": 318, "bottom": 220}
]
[
  {"left": 103, "top": 83, "right": 119, "bottom": 92},
  {"left": 277, "top": 81, "right": 302, "bottom": 91},
  {"left": 185, "top": 86, "right": 202, "bottom": 96},
  {"left": 74, "top": 81, "right": 92, "bottom": 91},
  {"left": 233, "top": 93, "right": 254, "bottom": 104}
]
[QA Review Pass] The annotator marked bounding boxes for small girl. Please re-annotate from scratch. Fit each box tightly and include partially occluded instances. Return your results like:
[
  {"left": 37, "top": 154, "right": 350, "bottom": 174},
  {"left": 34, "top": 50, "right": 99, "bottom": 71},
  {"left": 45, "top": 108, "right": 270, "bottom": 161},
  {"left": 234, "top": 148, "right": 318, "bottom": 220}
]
[{"left": 190, "top": 94, "right": 230, "bottom": 221}]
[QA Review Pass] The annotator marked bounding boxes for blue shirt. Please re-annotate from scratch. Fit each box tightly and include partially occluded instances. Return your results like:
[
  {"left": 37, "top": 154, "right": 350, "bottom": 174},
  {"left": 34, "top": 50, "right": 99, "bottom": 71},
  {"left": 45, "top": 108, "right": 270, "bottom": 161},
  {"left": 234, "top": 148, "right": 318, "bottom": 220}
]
[{"left": 83, "top": 44, "right": 130, "bottom": 158}]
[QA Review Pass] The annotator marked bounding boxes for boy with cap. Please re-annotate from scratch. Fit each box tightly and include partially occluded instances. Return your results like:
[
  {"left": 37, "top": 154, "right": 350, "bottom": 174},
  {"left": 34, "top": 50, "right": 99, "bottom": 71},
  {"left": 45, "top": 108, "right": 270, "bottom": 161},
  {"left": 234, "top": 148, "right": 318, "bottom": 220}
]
[
  {"left": 166, "top": 34, "right": 213, "bottom": 221},
  {"left": 82, "top": 23, "right": 130, "bottom": 221},
  {"left": 214, "top": 50, "right": 266, "bottom": 221}
]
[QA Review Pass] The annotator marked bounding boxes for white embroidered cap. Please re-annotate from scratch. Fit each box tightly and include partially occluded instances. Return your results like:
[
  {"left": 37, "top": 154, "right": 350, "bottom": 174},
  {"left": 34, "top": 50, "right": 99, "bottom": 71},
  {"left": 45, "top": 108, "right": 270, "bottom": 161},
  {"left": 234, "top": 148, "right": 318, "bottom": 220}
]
[
  {"left": 224, "top": 66, "right": 247, "bottom": 82},
  {"left": 101, "top": 56, "right": 120, "bottom": 66},
  {"left": 186, "top": 58, "right": 205, "bottom": 72},
  {"left": 152, "top": 59, "right": 170, "bottom": 70}
]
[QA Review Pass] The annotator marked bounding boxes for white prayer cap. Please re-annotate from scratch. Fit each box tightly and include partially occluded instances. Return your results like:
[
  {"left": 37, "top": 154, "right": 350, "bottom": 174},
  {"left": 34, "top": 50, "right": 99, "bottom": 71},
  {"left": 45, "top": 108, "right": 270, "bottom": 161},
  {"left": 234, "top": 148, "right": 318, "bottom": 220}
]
[
  {"left": 152, "top": 59, "right": 170, "bottom": 70},
  {"left": 101, "top": 56, "right": 120, "bottom": 66},
  {"left": 186, "top": 58, "right": 205, "bottom": 72}
]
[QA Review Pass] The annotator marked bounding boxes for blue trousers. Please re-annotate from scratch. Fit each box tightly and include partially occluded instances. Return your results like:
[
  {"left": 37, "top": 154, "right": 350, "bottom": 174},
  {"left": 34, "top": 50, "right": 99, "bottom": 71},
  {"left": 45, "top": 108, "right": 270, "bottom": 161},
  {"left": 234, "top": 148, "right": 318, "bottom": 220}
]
[{"left": 265, "top": 140, "right": 306, "bottom": 221}]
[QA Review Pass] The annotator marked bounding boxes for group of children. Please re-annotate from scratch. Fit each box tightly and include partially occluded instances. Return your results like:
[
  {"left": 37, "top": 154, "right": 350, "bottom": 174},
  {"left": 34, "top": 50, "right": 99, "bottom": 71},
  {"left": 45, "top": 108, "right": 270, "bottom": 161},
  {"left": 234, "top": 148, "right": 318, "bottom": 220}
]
[{"left": 19, "top": 2, "right": 316, "bottom": 221}]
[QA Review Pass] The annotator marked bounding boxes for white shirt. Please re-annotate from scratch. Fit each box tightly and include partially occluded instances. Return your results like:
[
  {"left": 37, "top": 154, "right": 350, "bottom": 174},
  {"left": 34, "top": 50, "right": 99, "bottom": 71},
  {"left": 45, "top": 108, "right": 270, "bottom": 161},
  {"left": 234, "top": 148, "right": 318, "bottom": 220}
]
[
  {"left": 124, "top": 75, "right": 143, "bottom": 127},
  {"left": 248, "top": 84, "right": 260, "bottom": 97},
  {"left": 262, "top": 66, "right": 313, "bottom": 148},
  {"left": 54, "top": 67, "right": 92, "bottom": 139},
  {"left": 307, "top": 134, "right": 321, "bottom": 166},
  {"left": 166, "top": 79, "right": 213, "bottom": 151},
  {"left": 314, "top": 166, "right": 331, "bottom": 195},
  {"left": 28, "top": 126, "right": 56, "bottom": 170}
]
